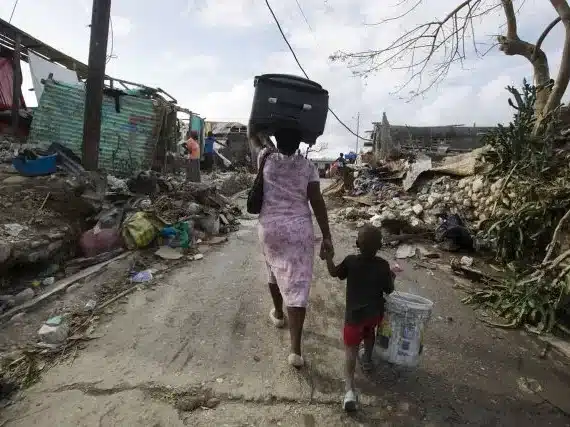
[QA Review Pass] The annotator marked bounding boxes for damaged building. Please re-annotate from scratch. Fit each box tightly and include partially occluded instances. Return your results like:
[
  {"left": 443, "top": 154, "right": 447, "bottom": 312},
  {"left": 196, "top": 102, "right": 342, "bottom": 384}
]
[
  {"left": 365, "top": 112, "right": 495, "bottom": 155},
  {"left": 0, "top": 17, "right": 204, "bottom": 177}
]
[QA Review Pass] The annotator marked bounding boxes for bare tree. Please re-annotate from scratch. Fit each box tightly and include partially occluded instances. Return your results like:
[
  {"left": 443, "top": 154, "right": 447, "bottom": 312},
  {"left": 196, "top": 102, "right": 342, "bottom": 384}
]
[
  {"left": 330, "top": 0, "right": 570, "bottom": 126},
  {"left": 304, "top": 142, "right": 329, "bottom": 158}
]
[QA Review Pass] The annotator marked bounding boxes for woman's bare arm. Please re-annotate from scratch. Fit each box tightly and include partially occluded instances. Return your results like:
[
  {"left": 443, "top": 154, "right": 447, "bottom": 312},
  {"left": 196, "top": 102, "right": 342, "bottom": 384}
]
[{"left": 308, "top": 181, "right": 331, "bottom": 241}]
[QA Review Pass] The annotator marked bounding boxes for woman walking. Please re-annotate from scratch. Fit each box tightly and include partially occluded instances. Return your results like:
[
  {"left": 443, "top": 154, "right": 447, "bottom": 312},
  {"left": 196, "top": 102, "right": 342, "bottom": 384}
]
[{"left": 250, "top": 127, "right": 333, "bottom": 368}]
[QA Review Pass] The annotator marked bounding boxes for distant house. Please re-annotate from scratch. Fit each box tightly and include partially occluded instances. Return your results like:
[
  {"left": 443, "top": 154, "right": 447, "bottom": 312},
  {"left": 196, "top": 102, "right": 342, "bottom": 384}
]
[{"left": 312, "top": 158, "right": 336, "bottom": 178}]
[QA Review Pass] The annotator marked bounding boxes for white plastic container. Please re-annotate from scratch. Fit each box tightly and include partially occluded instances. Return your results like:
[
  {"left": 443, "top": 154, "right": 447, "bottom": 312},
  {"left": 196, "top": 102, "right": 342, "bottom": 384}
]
[{"left": 375, "top": 292, "right": 434, "bottom": 368}]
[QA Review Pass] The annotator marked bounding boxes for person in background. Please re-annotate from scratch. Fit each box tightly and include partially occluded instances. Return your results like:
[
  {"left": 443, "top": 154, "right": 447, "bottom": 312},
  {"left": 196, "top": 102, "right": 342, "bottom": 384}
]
[
  {"left": 249, "top": 128, "right": 334, "bottom": 368},
  {"left": 185, "top": 130, "right": 201, "bottom": 182},
  {"left": 324, "top": 225, "right": 395, "bottom": 412},
  {"left": 337, "top": 152, "right": 346, "bottom": 167},
  {"left": 204, "top": 131, "right": 216, "bottom": 172}
]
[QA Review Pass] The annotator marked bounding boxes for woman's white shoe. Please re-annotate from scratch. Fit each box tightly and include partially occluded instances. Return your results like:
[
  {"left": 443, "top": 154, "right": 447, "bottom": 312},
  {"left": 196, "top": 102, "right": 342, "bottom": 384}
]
[
  {"left": 269, "top": 309, "right": 285, "bottom": 328},
  {"left": 287, "top": 353, "right": 305, "bottom": 368},
  {"left": 343, "top": 389, "right": 358, "bottom": 412}
]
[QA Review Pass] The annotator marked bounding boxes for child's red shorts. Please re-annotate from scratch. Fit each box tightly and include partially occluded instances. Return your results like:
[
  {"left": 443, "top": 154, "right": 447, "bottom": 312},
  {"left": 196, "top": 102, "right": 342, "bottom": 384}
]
[{"left": 343, "top": 316, "right": 383, "bottom": 347}]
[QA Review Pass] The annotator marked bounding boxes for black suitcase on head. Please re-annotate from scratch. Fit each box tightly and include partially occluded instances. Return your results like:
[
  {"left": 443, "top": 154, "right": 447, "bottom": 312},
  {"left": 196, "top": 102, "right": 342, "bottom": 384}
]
[{"left": 248, "top": 74, "right": 329, "bottom": 145}]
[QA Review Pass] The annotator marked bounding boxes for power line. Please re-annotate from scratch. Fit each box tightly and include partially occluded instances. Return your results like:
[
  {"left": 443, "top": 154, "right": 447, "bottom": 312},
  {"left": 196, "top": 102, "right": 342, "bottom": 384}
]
[
  {"left": 294, "top": 0, "right": 312, "bottom": 32},
  {"left": 9, "top": 0, "right": 20, "bottom": 23},
  {"left": 264, "top": 0, "right": 371, "bottom": 142}
]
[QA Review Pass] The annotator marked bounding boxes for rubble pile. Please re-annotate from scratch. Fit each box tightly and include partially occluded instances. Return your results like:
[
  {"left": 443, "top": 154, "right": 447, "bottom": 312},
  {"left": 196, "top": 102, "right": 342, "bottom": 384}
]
[{"left": 211, "top": 170, "right": 255, "bottom": 197}]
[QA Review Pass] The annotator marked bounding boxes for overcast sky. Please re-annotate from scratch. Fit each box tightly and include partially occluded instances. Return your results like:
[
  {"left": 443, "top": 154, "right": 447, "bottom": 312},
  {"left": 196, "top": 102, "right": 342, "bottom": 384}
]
[{"left": 1, "top": 0, "right": 567, "bottom": 156}]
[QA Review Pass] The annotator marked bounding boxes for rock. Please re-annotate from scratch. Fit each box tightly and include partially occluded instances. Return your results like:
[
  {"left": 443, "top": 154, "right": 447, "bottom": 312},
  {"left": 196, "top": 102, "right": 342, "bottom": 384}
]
[
  {"left": 479, "top": 213, "right": 488, "bottom": 222},
  {"left": 460, "top": 256, "right": 473, "bottom": 267},
  {"left": 396, "top": 244, "right": 417, "bottom": 259},
  {"left": 38, "top": 321, "right": 69, "bottom": 345},
  {"left": 192, "top": 254, "right": 204, "bottom": 261},
  {"left": 370, "top": 214, "right": 383, "bottom": 228},
  {"left": 412, "top": 204, "right": 423, "bottom": 215},
  {"left": 14, "top": 288, "right": 34, "bottom": 304},
  {"left": 205, "top": 398, "right": 221, "bottom": 409},
  {"left": 42, "top": 277, "right": 55, "bottom": 286},
  {"left": 410, "top": 217, "right": 422, "bottom": 228},
  {"left": 463, "top": 199, "right": 472, "bottom": 207},
  {"left": 176, "top": 396, "right": 205, "bottom": 412},
  {"left": 186, "top": 202, "right": 202, "bottom": 215},
  {"left": 471, "top": 177, "right": 483, "bottom": 193},
  {"left": 3, "top": 223, "right": 26, "bottom": 237}
]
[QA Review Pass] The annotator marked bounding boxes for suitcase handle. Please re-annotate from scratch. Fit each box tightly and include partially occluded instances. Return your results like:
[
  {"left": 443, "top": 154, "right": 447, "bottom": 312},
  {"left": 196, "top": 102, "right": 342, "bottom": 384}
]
[{"left": 268, "top": 97, "right": 312, "bottom": 111}]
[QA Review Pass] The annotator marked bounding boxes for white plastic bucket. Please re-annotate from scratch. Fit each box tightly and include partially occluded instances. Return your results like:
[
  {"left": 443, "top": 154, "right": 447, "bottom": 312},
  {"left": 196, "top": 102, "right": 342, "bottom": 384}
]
[{"left": 374, "top": 291, "right": 434, "bottom": 368}]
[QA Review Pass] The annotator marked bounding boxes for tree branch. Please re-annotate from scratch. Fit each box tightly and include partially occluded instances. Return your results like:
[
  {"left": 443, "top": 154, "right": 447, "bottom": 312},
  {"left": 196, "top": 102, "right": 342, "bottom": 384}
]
[
  {"left": 543, "top": 0, "right": 570, "bottom": 116},
  {"left": 532, "top": 16, "right": 562, "bottom": 62},
  {"left": 330, "top": 0, "right": 501, "bottom": 98}
]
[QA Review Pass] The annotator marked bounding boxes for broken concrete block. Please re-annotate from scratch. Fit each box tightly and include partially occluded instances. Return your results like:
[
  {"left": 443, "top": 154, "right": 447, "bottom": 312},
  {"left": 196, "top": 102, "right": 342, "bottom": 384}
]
[{"left": 412, "top": 204, "right": 423, "bottom": 215}]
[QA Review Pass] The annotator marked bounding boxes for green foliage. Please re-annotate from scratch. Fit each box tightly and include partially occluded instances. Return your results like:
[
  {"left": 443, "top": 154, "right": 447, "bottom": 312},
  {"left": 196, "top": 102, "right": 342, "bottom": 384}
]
[{"left": 463, "top": 81, "right": 570, "bottom": 333}]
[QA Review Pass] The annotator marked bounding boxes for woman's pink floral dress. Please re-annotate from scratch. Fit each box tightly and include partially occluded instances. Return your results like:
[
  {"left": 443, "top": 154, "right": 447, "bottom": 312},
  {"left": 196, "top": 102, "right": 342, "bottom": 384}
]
[{"left": 258, "top": 148, "right": 320, "bottom": 308}]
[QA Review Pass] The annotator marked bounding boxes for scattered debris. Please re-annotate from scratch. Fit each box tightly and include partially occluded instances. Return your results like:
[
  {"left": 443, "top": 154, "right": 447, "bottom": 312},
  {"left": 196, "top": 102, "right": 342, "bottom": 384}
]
[{"left": 131, "top": 270, "right": 153, "bottom": 283}]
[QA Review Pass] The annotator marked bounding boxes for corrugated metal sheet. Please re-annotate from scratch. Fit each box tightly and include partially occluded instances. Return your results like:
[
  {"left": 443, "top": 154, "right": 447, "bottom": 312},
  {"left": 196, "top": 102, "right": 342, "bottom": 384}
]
[{"left": 28, "top": 80, "right": 163, "bottom": 176}]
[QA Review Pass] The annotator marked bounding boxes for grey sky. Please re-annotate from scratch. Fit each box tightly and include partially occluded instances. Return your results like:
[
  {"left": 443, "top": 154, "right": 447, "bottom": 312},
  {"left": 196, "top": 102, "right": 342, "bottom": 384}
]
[{"left": 1, "top": 0, "right": 566, "bottom": 156}]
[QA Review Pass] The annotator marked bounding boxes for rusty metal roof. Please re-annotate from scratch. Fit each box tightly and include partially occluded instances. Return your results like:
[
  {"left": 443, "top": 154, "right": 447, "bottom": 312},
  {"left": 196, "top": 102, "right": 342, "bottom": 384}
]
[{"left": 0, "top": 17, "right": 90, "bottom": 79}]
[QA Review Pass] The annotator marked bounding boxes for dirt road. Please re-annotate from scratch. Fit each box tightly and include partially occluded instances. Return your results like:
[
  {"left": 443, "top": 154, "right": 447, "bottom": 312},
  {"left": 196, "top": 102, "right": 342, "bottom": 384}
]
[{"left": 3, "top": 213, "right": 570, "bottom": 426}]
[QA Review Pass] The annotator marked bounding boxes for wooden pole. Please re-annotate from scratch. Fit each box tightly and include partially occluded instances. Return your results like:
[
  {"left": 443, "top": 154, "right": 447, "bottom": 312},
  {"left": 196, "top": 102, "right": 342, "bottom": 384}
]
[
  {"left": 82, "top": 0, "right": 112, "bottom": 170},
  {"left": 11, "top": 34, "right": 21, "bottom": 138}
]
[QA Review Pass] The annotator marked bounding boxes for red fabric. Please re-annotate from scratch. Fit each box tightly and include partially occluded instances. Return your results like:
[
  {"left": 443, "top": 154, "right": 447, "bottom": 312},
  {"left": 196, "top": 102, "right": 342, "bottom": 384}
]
[
  {"left": 0, "top": 58, "right": 26, "bottom": 111},
  {"left": 343, "top": 316, "right": 383, "bottom": 347}
]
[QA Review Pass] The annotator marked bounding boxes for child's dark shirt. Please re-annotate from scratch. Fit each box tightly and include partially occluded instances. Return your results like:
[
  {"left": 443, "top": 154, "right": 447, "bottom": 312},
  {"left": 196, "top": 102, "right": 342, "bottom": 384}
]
[{"left": 335, "top": 254, "right": 394, "bottom": 324}]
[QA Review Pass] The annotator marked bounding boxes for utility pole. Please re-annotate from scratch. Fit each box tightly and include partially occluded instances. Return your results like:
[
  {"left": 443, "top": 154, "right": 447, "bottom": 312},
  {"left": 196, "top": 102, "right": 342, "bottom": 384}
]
[
  {"left": 82, "top": 0, "right": 112, "bottom": 170},
  {"left": 355, "top": 112, "right": 360, "bottom": 153}
]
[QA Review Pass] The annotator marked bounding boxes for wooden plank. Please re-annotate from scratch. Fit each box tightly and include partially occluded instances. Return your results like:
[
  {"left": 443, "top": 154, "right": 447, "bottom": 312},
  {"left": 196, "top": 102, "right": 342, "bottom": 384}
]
[
  {"left": 11, "top": 33, "right": 20, "bottom": 138},
  {"left": 0, "top": 252, "right": 130, "bottom": 323}
]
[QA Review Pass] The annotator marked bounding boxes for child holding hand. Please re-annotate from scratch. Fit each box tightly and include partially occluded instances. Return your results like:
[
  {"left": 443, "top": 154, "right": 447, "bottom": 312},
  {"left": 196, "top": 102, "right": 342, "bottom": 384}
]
[{"left": 324, "top": 225, "right": 395, "bottom": 411}]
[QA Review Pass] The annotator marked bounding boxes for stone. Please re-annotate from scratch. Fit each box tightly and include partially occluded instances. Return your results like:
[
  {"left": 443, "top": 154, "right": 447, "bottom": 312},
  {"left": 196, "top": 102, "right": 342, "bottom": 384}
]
[
  {"left": 412, "top": 204, "right": 423, "bottom": 215},
  {"left": 396, "top": 244, "right": 417, "bottom": 259},
  {"left": 463, "top": 199, "right": 472, "bottom": 207},
  {"left": 38, "top": 322, "right": 69, "bottom": 345},
  {"left": 460, "top": 256, "right": 473, "bottom": 267},
  {"left": 410, "top": 217, "right": 422, "bottom": 228},
  {"left": 479, "top": 213, "right": 488, "bottom": 222},
  {"left": 14, "top": 288, "right": 34, "bottom": 304},
  {"left": 370, "top": 214, "right": 383, "bottom": 228},
  {"left": 3, "top": 223, "right": 26, "bottom": 237}
]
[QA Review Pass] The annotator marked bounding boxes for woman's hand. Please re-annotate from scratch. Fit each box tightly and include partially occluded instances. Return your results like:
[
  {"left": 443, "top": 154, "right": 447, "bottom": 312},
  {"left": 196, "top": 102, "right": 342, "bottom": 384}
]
[{"left": 320, "top": 237, "right": 334, "bottom": 260}]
